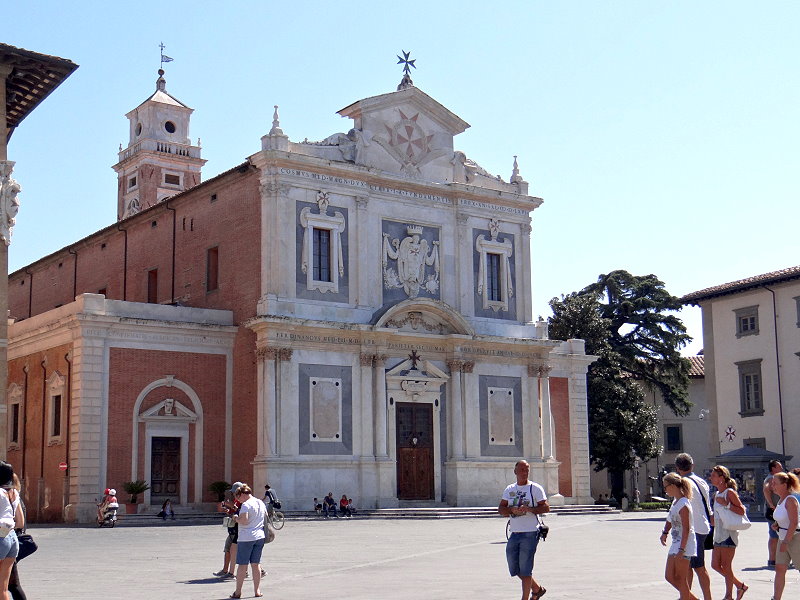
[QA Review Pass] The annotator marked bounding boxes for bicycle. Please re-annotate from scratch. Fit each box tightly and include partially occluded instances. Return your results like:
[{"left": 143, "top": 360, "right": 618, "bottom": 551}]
[{"left": 267, "top": 506, "right": 285, "bottom": 530}]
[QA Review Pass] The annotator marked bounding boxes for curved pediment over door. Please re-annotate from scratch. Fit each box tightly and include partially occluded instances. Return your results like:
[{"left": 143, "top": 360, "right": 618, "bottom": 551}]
[{"left": 374, "top": 298, "right": 474, "bottom": 336}]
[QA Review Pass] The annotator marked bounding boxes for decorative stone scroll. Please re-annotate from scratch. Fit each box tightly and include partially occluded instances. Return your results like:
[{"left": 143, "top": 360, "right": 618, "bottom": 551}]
[
  {"left": 475, "top": 218, "right": 513, "bottom": 312},
  {"left": 446, "top": 359, "right": 464, "bottom": 373},
  {"left": 527, "top": 363, "right": 552, "bottom": 378},
  {"left": 277, "top": 348, "right": 294, "bottom": 361},
  {"left": 462, "top": 361, "right": 475, "bottom": 374},
  {"left": 299, "top": 191, "right": 346, "bottom": 294},
  {"left": 0, "top": 161, "right": 21, "bottom": 246},
  {"left": 385, "top": 311, "right": 445, "bottom": 334},
  {"left": 256, "top": 347, "right": 278, "bottom": 360},
  {"left": 382, "top": 224, "right": 440, "bottom": 298}
]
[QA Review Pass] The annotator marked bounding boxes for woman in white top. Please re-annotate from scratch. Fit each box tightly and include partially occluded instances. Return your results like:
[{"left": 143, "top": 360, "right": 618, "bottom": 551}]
[
  {"left": 660, "top": 472, "right": 699, "bottom": 600},
  {"left": 709, "top": 465, "right": 748, "bottom": 600},
  {"left": 230, "top": 484, "right": 266, "bottom": 599},
  {"left": 770, "top": 472, "right": 800, "bottom": 600},
  {"left": 0, "top": 462, "right": 24, "bottom": 600}
]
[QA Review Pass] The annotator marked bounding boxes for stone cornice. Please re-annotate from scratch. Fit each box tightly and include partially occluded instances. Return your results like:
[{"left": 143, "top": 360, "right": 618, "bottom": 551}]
[{"left": 250, "top": 154, "right": 541, "bottom": 214}]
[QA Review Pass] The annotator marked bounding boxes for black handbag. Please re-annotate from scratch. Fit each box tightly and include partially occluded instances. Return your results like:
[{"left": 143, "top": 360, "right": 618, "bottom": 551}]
[{"left": 16, "top": 533, "right": 37, "bottom": 561}]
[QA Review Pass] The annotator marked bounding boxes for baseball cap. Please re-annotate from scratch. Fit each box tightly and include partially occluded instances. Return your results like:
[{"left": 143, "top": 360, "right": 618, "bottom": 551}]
[{"left": 229, "top": 481, "right": 244, "bottom": 494}]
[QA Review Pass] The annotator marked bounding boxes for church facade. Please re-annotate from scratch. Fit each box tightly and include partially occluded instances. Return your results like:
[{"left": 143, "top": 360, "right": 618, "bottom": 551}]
[{"left": 7, "top": 68, "right": 594, "bottom": 522}]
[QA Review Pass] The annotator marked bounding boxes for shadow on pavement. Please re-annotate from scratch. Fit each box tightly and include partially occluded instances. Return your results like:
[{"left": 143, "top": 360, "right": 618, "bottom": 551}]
[{"left": 179, "top": 577, "right": 229, "bottom": 585}]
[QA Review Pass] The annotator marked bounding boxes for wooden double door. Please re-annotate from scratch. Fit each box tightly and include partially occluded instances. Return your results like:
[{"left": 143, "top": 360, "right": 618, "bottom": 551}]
[
  {"left": 150, "top": 436, "right": 180, "bottom": 501},
  {"left": 396, "top": 402, "right": 434, "bottom": 500}
]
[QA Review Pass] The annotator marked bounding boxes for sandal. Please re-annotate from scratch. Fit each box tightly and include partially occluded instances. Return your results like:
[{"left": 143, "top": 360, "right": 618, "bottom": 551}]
[
  {"left": 735, "top": 583, "right": 748, "bottom": 600},
  {"left": 229, "top": 594, "right": 241, "bottom": 599},
  {"left": 531, "top": 587, "right": 547, "bottom": 600}
]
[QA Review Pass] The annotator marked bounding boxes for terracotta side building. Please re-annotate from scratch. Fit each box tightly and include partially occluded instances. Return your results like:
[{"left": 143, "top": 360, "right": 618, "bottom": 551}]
[{"left": 8, "top": 68, "right": 595, "bottom": 522}]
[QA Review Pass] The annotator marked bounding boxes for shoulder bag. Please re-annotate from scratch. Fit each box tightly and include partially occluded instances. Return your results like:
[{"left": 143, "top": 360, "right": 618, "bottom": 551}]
[
  {"left": 716, "top": 490, "right": 751, "bottom": 531},
  {"left": 528, "top": 484, "right": 549, "bottom": 541},
  {"left": 16, "top": 533, "right": 37, "bottom": 561},
  {"left": 688, "top": 476, "right": 714, "bottom": 550}
]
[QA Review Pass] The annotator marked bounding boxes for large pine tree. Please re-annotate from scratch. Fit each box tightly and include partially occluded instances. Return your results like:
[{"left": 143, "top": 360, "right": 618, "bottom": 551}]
[{"left": 549, "top": 270, "right": 691, "bottom": 502}]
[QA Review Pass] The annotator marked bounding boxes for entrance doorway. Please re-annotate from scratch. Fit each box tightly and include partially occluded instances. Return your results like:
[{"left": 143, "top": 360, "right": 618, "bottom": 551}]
[
  {"left": 150, "top": 436, "right": 180, "bottom": 503},
  {"left": 396, "top": 402, "right": 434, "bottom": 500}
]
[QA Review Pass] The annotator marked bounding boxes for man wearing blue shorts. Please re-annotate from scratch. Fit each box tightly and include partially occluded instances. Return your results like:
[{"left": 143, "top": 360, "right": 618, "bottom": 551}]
[{"left": 499, "top": 460, "right": 550, "bottom": 600}]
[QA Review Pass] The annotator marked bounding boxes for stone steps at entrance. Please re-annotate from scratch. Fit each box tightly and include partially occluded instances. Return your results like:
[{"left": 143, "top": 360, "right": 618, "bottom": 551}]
[{"left": 113, "top": 504, "right": 618, "bottom": 526}]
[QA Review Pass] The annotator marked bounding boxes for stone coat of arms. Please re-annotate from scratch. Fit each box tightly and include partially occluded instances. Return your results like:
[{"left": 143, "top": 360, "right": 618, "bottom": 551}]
[{"left": 382, "top": 224, "right": 440, "bottom": 298}]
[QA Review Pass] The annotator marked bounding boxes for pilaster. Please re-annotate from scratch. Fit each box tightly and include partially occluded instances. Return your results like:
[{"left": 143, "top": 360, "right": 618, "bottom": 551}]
[
  {"left": 446, "top": 359, "right": 464, "bottom": 459},
  {"left": 373, "top": 354, "right": 388, "bottom": 457},
  {"left": 462, "top": 361, "right": 479, "bottom": 458}
]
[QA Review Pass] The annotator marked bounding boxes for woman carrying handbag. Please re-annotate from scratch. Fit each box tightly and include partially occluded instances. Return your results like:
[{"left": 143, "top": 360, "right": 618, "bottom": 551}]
[{"left": 709, "top": 465, "right": 748, "bottom": 600}]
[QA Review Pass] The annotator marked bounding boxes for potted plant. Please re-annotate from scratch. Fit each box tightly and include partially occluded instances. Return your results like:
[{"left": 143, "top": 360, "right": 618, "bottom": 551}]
[
  {"left": 122, "top": 480, "right": 150, "bottom": 514},
  {"left": 209, "top": 481, "right": 230, "bottom": 504}
]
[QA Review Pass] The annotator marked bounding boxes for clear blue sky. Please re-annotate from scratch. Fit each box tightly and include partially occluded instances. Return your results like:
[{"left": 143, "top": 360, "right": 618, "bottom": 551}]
[{"left": 7, "top": 1, "right": 800, "bottom": 355}]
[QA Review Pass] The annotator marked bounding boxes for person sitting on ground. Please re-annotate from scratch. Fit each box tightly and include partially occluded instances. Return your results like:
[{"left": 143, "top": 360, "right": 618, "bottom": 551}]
[
  {"left": 347, "top": 498, "right": 356, "bottom": 515},
  {"left": 339, "top": 494, "right": 352, "bottom": 518},
  {"left": 313, "top": 498, "right": 322, "bottom": 516},
  {"left": 159, "top": 498, "right": 175, "bottom": 521},
  {"left": 322, "top": 492, "right": 338, "bottom": 518}
]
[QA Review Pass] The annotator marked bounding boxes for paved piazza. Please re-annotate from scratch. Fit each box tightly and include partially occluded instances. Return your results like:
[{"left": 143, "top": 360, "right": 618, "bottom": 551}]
[{"left": 19, "top": 513, "right": 798, "bottom": 599}]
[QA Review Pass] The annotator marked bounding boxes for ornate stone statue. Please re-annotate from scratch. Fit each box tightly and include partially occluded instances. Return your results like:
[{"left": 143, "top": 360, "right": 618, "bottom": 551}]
[
  {"left": 382, "top": 224, "right": 440, "bottom": 298},
  {"left": 0, "top": 162, "right": 21, "bottom": 246}
]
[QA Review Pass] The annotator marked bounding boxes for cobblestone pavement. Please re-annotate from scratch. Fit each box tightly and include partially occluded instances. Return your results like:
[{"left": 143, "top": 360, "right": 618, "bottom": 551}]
[{"left": 18, "top": 512, "right": 799, "bottom": 599}]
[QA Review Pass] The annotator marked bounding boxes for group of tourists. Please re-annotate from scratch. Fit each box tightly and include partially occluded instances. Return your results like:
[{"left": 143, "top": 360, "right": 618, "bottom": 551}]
[
  {"left": 660, "top": 454, "right": 799, "bottom": 600},
  {"left": 214, "top": 481, "right": 278, "bottom": 599},
  {"left": 315, "top": 493, "right": 356, "bottom": 518}
]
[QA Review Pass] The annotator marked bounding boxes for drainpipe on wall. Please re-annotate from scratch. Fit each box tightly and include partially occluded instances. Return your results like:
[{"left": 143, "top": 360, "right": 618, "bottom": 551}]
[
  {"left": 164, "top": 201, "right": 177, "bottom": 303},
  {"left": 68, "top": 247, "right": 77, "bottom": 301},
  {"left": 24, "top": 268, "right": 32, "bottom": 318},
  {"left": 64, "top": 351, "right": 72, "bottom": 518},
  {"left": 21, "top": 365, "right": 28, "bottom": 481},
  {"left": 762, "top": 285, "right": 786, "bottom": 456},
  {"left": 116, "top": 224, "right": 127, "bottom": 300},
  {"left": 39, "top": 359, "right": 47, "bottom": 519}
]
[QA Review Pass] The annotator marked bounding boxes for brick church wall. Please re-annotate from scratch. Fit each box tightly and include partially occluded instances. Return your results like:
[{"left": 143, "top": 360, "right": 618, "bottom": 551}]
[
  {"left": 550, "top": 377, "right": 573, "bottom": 497},
  {"left": 8, "top": 164, "right": 263, "bottom": 500},
  {"left": 108, "top": 348, "right": 227, "bottom": 503},
  {"left": 7, "top": 343, "right": 73, "bottom": 522}
]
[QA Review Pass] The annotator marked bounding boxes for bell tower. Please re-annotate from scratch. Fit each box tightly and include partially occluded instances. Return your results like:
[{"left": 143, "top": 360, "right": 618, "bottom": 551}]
[{"left": 112, "top": 69, "right": 205, "bottom": 220}]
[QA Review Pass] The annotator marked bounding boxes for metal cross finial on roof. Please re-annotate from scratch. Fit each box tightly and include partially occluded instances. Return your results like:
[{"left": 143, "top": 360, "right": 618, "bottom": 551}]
[
  {"left": 396, "top": 50, "right": 416, "bottom": 91},
  {"left": 397, "top": 50, "right": 416, "bottom": 75},
  {"left": 408, "top": 349, "right": 421, "bottom": 370}
]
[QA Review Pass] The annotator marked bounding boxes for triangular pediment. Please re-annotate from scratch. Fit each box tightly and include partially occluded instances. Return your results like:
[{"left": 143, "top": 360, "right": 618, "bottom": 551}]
[
  {"left": 139, "top": 398, "right": 197, "bottom": 422},
  {"left": 338, "top": 86, "right": 469, "bottom": 136}
]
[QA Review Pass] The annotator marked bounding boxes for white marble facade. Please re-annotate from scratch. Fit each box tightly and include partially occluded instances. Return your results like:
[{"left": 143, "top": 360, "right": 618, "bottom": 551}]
[{"left": 246, "top": 83, "right": 595, "bottom": 508}]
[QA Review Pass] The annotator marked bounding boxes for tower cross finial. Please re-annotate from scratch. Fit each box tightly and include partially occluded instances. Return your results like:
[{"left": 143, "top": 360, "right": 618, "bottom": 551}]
[{"left": 159, "top": 42, "right": 174, "bottom": 70}]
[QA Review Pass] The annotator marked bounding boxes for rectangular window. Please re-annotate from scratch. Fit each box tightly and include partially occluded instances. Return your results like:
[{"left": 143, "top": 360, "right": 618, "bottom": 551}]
[
  {"left": 10, "top": 404, "right": 19, "bottom": 445},
  {"left": 147, "top": 268, "right": 158, "bottom": 303},
  {"left": 487, "top": 253, "right": 502, "bottom": 302},
  {"left": 128, "top": 176, "right": 137, "bottom": 189},
  {"left": 665, "top": 425, "right": 682, "bottom": 452},
  {"left": 737, "top": 359, "right": 764, "bottom": 416},
  {"left": 206, "top": 246, "right": 219, "bottom": 292},
  {"left": 794, "top": 296, "right": 800, "bottom": 327},
  {"left": 312, "top": 228, "right": 331, "bottom": 282},
  {"left": 164, "top": 173, "right": 181, "bottom": 186},
  {"left": 734, "top": 306, "right": 759, "bottom": 337},
  {"left": 51, "top": 394, "right": 62, "bottom": 438},
  {"left": 744, "top": 437, "right": 766, "bottom": 449}
]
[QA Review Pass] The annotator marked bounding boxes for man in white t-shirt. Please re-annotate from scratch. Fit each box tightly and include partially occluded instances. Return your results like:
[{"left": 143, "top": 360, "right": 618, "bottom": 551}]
[
  {"left": 499, "top": 459, "right": 550, "bottom": 600},
  {"left": 674, "top": 453, "right": 712, "bottom": 600}
]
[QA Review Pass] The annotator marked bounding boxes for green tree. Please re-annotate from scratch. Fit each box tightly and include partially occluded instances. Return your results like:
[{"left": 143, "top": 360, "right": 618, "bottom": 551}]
[{"left": 549, "top": 270, "right": 692, "bottom": 504}]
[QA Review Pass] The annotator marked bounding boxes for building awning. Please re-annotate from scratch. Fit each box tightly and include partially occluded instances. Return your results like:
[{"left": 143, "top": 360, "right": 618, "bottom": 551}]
[{"left": 2, "top": 43, "right": 78, "bottom": 142}]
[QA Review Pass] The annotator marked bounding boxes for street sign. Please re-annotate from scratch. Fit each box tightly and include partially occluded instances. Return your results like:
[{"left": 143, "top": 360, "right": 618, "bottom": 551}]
[{"left": 58, "top": 462, "right": 68, "bottom": 471}]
